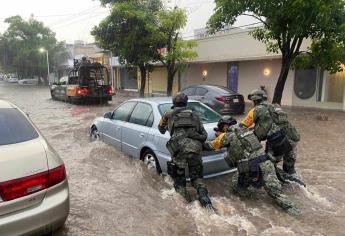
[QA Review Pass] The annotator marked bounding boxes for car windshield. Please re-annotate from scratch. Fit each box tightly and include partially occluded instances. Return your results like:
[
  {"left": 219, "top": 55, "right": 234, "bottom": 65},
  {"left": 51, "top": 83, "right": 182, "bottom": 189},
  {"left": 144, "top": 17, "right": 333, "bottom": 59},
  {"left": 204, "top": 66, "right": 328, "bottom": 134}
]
[
  {"left": 158, "top": 102, "right": 221, "bottom": 124},
  {"left": 0, "top": 108, "right": 39, "bottom": 145}
]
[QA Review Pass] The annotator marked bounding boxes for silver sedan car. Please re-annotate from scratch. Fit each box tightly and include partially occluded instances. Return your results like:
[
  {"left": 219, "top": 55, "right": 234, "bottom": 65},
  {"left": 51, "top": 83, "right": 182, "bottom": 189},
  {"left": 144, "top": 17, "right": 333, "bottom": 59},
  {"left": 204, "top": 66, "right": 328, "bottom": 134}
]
[
  {"left": 90, "top": 97, "right": 234, "bottom": 177},
  {"left": 0, "top": 100, "right": 69, "bottom": 235}
]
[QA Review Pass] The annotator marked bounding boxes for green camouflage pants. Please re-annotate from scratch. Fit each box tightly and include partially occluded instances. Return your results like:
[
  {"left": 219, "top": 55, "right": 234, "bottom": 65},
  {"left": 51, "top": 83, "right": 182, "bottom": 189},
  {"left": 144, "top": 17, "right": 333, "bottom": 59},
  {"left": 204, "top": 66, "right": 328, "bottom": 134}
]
[
  {"left": 232, "top": 160, "right": 297, "bottom": 211},
  {"left": 173, "top": 152, "right": 204, "bottom": 189},
  {"left": 267, "top": 140, "right": 297, "bottom": 174},
  {"left": 282, "top": 141, "right": 297, "bottom": 174}
]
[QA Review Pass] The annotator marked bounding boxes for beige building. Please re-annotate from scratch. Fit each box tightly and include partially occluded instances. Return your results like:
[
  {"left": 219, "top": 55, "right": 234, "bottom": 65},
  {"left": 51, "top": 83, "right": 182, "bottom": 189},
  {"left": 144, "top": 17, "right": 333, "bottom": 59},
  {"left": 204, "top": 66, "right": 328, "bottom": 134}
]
[
  {"left": 179, "top": 28, "right": 345, "bottom": 110},
  {"left": 113, "top": 28, "right": 345, "bottom": 110}
]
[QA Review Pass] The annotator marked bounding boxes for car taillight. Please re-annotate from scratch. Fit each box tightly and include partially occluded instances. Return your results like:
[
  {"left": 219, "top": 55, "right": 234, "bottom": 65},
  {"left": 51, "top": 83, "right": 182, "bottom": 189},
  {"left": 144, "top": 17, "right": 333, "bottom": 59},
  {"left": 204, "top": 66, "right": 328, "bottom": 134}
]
[
  {"left": 0, "top": 165, "right": 66, "bottom": 202},
  {"left": 216, "top": 96, "right": 225, "bottom": 103},
  {"left": 106, "top": 87, "right": 113, "bottom": 95},
  {"left": 47, "top": 165, "right": 66, "bottom": 187},
  {"left": 0, "top": 172, "right": 48, "bottom": 201}
]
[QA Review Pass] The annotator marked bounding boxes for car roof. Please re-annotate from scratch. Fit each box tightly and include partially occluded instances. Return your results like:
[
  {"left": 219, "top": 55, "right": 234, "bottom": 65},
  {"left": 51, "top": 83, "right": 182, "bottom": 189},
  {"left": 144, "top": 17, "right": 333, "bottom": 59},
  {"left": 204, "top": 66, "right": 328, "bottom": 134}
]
[
  {"left": 0, "top": 100, "right": 14, "bottom": 109},
  {"left": 183, "top": 84, "right": 237, "bottom": 94},
  {"left": 128, "top": 97, "right": 198, "bottom": 105}
]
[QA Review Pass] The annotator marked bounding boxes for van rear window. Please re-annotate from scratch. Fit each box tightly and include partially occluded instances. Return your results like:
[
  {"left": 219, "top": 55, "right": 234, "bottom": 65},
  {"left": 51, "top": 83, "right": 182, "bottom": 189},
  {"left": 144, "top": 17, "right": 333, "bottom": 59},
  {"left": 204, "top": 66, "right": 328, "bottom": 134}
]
[{"left": 0, "top": 108, "right": 39, "bottom": 145}]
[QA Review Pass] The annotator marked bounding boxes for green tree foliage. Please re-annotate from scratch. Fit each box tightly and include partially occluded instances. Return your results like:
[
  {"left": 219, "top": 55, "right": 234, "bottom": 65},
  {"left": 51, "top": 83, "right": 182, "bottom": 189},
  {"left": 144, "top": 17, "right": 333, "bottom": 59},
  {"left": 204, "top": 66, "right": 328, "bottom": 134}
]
[
  {"left": 156, "top": 8, "right": 198, "bottom": 96},
  {"left": 0, "top": 16, "right": 68, "bottom": 81},
  {"left": 208, "top": 0, "right": 345, "bottom": 104},
  {"left": 92, "top": 0, "right": 162, "bottom": 96}
]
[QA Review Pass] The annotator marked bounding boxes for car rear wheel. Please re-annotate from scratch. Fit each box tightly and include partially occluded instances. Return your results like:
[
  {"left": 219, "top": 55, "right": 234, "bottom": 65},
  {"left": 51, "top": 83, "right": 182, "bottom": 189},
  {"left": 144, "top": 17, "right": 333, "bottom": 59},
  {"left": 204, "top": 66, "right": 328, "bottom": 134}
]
[
  {"left": 90, "top": 126, "right": 100, "bottom": 140},
  {"left": 142, "top": 149, "right": 161, "bottom": 174}
]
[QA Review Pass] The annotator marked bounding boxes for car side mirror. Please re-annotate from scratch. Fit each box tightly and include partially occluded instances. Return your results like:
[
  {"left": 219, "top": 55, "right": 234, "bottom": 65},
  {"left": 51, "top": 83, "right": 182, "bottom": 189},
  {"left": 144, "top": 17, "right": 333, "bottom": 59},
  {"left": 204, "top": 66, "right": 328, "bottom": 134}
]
[{"left": 103, "top": 112, "right": 112, "bottom": 119}]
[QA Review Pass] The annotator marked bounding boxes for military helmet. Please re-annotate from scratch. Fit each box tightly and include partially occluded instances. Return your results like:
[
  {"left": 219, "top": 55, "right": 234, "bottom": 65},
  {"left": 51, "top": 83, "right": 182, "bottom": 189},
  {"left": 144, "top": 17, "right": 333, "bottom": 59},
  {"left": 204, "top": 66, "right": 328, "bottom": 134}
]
[
  {"left": 248, "top": 89, "right": 267, "bottom": 101},
  {"left": 217, "top": 115, "right": 237, "bottom": 130},
  {"left": 173, "top": 92, "right": 188, "bottom": 107}
]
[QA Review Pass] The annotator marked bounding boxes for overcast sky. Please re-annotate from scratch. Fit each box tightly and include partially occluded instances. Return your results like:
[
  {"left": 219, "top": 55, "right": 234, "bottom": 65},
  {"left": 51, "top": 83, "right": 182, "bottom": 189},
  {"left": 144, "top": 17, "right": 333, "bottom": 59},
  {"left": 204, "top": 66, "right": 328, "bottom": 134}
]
[{"left": 0, "top": 0, "right": 256, "bottom": 44}]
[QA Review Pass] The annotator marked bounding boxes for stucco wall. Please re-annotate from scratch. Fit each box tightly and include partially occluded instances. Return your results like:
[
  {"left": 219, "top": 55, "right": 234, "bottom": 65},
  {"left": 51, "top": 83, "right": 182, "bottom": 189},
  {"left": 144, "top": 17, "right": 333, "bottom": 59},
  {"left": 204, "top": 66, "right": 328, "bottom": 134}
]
[
  {"left": 194, "top": 29, "right": 311, "bottom": 63},
  {"left": 181, "top": 63, "right": 227, "bottom": 89},
  {"left": 238, "top": 59, "right": 294, "bottom": 106},
  {"left": 182, "top": 59, "right": 294, "bottom": 106}
]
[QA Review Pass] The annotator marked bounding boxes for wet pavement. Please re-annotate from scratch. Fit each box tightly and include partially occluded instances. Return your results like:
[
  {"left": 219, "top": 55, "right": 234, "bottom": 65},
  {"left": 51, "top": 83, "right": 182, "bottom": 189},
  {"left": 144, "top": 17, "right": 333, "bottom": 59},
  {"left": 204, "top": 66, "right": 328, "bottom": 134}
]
[{"left": 0, "top": 81, "right": 345, "bottom": 236}]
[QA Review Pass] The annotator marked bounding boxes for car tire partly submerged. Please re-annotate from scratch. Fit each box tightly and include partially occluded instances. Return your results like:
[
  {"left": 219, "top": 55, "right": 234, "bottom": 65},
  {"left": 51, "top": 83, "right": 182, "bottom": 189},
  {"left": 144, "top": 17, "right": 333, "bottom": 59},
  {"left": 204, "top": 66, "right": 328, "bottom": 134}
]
[
  {"left": 51, "top": 92, "right": 56, "bottom": 100},
  {"left": 90, "top": 126, "right": 100, "bottom": 141},
  {"left": 142, "top": 149, "right": 162, "bottom": 174}
]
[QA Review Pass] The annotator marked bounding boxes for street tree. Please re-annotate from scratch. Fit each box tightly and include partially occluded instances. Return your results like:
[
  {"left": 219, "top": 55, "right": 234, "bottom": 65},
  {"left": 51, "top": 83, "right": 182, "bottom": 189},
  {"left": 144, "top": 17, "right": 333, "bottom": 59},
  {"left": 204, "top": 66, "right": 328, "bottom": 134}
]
[
  {"left": 208, "top": 0, "right": 345, "bottom": 104},
  {"left": 0, "top": 16, "right": 68, "bottom": 81},
  {"left": 156, "top": 8, "right": 198, "bottom": 96},
  {"left": 92, "top": 0, "right": 162, "bottom": 97}
]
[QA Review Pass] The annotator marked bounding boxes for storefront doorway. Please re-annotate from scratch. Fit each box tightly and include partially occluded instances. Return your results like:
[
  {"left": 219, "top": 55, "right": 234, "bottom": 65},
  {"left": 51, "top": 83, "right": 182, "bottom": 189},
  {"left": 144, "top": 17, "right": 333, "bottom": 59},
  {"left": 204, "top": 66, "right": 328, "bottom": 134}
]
[{"left": 325, "top": 70, "right": 345, "bottom": 103}]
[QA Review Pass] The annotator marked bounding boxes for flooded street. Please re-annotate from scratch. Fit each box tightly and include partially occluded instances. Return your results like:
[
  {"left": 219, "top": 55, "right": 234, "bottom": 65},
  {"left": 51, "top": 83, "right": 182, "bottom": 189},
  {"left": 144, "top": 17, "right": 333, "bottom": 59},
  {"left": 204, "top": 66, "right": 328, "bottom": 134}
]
[{"left": 1, "top": 82, "right": 345, "bottom": 236}]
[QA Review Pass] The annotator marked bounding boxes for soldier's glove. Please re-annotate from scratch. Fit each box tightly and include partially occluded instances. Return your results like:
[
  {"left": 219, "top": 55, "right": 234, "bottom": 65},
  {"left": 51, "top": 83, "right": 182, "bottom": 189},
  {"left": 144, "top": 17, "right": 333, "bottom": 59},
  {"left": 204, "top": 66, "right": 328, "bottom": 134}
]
[{"left": 202, "top": 142, "right": 214, "bottom": 151}]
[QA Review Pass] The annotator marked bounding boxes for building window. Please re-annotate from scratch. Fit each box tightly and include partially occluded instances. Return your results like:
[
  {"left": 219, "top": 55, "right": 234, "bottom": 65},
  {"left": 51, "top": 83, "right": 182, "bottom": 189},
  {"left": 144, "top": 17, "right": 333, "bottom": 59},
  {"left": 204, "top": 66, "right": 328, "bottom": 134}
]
[{"left": 294, "top": 68, "right": 317, "bottom": 100}]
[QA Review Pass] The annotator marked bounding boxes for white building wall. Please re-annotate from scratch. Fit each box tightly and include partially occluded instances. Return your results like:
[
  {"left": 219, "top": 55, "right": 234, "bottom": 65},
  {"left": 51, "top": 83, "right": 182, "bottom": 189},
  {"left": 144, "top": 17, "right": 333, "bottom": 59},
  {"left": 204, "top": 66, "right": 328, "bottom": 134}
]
[
  {"left": 193, "top": 29, "right": 311, "bottom": 63},
  {"left": 181, "top": 63, "right": 227, "bottom": 88},
  {"left": 238, "top": 59, "right": 294, "bottom": 106}
]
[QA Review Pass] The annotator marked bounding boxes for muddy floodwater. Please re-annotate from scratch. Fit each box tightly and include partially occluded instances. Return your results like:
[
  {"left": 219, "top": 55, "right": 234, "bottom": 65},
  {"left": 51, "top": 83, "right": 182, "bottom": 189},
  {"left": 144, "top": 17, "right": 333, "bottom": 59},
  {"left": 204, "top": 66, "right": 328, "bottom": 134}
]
[{"left": 1, "top": 82, "right": 345, "bottom": 236}]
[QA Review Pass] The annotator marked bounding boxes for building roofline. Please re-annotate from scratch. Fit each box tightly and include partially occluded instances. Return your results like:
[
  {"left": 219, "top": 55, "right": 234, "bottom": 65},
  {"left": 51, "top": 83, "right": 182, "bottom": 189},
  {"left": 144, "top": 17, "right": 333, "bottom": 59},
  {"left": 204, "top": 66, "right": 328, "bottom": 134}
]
[{"left": 190, "top": 54, "right": 281, "bottom": 64}]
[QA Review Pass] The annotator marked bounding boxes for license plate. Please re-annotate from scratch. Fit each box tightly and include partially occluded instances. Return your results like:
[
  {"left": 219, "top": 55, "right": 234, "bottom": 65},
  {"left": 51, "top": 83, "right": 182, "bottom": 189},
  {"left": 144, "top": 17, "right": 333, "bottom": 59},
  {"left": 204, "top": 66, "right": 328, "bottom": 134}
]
[{"left": 233, "top": 98, "right": 239, "bottom": 103}]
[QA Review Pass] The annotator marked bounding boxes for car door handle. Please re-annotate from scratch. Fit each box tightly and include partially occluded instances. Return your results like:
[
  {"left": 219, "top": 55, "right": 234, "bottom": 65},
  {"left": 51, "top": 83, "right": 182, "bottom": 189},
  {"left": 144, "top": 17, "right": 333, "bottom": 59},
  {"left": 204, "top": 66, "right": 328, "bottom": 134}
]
[{"left": 139, "top": 133, "right": 145, "bottom": 138}]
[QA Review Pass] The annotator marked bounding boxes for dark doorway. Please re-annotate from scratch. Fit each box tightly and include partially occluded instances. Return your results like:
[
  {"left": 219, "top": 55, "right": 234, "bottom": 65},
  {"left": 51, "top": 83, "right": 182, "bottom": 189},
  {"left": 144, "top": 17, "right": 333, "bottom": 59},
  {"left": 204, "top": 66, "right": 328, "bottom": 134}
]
[{"left": 228, "top": 63, "right": 238, "bottom": 92}]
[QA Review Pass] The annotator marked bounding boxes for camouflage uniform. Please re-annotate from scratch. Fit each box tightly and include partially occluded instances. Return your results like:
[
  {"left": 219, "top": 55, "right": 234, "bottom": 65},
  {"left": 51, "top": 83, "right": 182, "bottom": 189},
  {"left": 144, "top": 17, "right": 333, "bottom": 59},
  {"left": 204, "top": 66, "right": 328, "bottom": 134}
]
[
  {"left": 158, "top": 105, "right": 211, "bottom": 206},
  {"left": 205, "top": 124, "right": 299, "bottom": 215},
  {"left": 245, "top": 101, "right": 299, "bottom": 175}
]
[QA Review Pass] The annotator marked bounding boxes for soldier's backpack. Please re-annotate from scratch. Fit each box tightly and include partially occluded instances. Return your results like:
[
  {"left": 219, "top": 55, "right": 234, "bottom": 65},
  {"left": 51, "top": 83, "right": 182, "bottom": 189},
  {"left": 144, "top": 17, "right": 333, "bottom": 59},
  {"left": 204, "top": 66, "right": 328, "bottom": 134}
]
[
  {"left": 172, "top": 109, "right": 198, "bottom": 128},
  {"left": 268, "top": 104, "right": 300, "bottom": 142},
  {"left": 234, "top": 126, "right": 262, "bottom": 155}
]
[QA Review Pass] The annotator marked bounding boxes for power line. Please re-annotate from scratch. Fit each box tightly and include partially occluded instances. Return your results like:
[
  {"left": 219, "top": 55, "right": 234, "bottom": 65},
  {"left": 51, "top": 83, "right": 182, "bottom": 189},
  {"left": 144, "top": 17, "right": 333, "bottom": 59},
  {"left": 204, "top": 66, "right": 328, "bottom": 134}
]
[
  {"left": 48, "top": 6, "right": 103, "bottom": 28},
  {"left": 0, "top": 5, "right": 101, "bottom": 21},
  {"left": 182, "top": 22, "right": 263, "bottom": 40}
]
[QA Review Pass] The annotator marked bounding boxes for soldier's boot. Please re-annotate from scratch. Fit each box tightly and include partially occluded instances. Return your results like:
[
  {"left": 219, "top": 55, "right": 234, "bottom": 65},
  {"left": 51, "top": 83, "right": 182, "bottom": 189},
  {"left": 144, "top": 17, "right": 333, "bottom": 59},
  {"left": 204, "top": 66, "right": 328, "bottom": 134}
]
[
  {"left": 197, "top": 187, "right": 214, "bottom": 213},
  {"left": 174, "top": 175, "right": 191, "bottom": 203},
  {"left": 282, "top": 163, "right": 305, "bottom": 187},
  {"left": 283, "top": 162, "right": 296, "bottom": 175}
]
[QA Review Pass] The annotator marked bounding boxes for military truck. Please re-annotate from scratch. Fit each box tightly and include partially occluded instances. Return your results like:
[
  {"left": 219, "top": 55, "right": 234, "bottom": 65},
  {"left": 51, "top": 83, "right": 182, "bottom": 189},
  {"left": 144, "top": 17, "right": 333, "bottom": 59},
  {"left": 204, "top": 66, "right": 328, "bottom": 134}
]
[{"left": 50, "top": 57, "right": 114, "bottom": 104}]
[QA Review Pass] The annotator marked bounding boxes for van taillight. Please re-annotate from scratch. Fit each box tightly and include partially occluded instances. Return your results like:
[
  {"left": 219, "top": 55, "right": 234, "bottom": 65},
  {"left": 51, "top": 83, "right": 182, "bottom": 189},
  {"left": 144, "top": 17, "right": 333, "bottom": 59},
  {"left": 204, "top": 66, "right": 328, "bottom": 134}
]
[
  {"left": 0, "top": 165, "right": 66, "bottom": 202},
  {"left": 106, "top": 87, "right": 113, "bottom": 95},
  {"left": 76, "top": 87, "right": 90, "bottom": 96}
]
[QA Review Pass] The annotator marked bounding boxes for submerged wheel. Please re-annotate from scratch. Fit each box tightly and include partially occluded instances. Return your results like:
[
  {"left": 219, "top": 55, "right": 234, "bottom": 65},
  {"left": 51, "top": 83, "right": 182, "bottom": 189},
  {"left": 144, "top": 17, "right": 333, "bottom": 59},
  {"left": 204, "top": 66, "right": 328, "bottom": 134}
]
[
  {"left": 90, "top": 126, "right": 100, "bottom": 140},
  {"left": 51, "top": 91, "right": 56, "bottom": 100},
  {"left": 142, "top": 149, "right": 161, "bottom": 174}
]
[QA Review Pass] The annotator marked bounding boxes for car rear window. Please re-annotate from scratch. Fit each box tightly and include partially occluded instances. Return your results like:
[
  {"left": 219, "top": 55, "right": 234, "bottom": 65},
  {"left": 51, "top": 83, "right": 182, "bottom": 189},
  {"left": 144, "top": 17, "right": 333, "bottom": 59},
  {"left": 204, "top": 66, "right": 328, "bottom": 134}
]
[
  {"left": 0, "top": 108, "right": 39, "bottom": 145},
  {"left": 207, "top": 86, "right": 235, "bottom": 94},
  {"left": 158, "top": 102, "right": 221, "bottom": 124}
]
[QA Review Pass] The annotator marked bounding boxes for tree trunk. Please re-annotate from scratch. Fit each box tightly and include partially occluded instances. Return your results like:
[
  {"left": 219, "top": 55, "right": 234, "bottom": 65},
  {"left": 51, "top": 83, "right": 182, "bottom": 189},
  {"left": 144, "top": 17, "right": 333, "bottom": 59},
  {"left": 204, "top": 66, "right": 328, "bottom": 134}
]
[
  {"left": 166, "top": 68, "right": 175, "bottom": 96},
  {"left": 139, "top": 66, "right": 146, "bottom": 97},
  {"left": 272, "top": 57, "right": 293, "bottom": 104}
]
